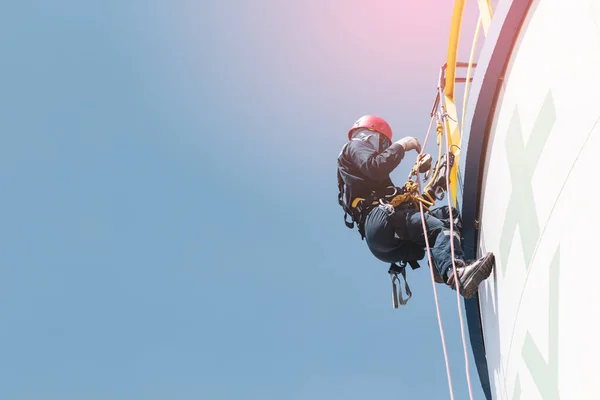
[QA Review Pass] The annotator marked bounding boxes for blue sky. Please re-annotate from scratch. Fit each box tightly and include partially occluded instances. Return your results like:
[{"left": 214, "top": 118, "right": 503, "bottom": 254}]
[{"left": 1, "top": 1, "right": 485, "bottom": 399}]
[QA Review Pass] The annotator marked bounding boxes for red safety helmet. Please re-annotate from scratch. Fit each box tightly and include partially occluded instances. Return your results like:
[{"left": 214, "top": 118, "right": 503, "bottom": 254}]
[{"left": 347, "top": 115, "right": 393, "bottom": 142}]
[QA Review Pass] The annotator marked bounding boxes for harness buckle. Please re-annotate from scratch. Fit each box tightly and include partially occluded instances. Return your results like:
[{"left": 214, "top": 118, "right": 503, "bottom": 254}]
[{"left": 379, "top": 199, "right": 395, "bottom": 215}]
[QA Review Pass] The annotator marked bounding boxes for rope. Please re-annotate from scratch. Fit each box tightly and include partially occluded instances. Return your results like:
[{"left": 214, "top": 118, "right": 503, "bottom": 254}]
[
  {"left": 415, "top": 116, "right": 455, "bottom": 400},
  {"left": 439, "top": 108, "right": 475, "bottom": 400}
]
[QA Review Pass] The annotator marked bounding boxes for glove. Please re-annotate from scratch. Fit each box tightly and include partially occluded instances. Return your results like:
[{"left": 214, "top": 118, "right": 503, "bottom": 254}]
[{"left": 395, "top": 136, "right": 421, "bottom": 153}]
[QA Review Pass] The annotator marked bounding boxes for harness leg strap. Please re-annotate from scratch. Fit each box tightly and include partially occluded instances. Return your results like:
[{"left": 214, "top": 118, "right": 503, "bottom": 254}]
[{"left": 389, "top": 262, "right": 413, "bottom": 308}]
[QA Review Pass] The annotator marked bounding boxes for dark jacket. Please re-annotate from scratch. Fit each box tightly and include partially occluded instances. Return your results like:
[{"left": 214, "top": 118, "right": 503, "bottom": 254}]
[{"left": 337, "top": 138, "right": 406, "bottom": 209}]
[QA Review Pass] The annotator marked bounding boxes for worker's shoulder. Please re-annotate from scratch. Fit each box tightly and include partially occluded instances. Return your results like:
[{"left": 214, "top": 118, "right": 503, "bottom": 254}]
[
  {"left": 339, "top": 140, "right": 364, "bottom": 159},
  {"left": 344, "top": 139, "right": 373, "bottom": 153}
]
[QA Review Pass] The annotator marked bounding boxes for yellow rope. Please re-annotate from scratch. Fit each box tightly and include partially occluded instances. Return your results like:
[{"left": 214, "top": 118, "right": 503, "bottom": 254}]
[{"left": 388, "top": 180, "right": 434, "bottom": 211}]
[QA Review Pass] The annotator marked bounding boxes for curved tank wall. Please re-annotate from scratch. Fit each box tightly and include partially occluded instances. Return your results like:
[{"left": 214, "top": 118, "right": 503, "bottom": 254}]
[{"left": 464, "top": 0, "right": 600, "bottom": 398}]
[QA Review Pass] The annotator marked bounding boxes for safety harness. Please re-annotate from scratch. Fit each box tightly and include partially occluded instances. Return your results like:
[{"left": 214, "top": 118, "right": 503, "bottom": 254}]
[
  {"left": 336, "top": 175, "right": 418, "bottom": 241},
  {"left": 336, "top": 168, "right": 378, "bottom": 240}
]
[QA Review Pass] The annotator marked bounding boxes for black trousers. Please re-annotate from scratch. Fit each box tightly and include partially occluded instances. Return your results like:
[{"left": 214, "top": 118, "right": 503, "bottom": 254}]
[{"left": 364, "top": 205, "right": 464, "bottom": 280}]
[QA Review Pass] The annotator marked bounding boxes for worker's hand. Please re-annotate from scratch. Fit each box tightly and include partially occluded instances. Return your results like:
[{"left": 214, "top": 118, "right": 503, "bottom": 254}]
[{"left": 396, "top": 136, "right": 421, "bottom": 153}]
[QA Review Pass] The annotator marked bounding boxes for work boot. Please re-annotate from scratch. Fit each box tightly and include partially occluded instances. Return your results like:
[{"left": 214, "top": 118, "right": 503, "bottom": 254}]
[{"left": 445, "top": 253, "right": 495, "bottom": 298}]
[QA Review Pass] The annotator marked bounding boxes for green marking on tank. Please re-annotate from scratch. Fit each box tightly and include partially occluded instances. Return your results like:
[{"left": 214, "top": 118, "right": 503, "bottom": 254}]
[
  {"left": 499, "top": 90, "right": 555, "bottom": 277},
  {"left": 493, "top": 90, "right": 561, "bottom": 398}
]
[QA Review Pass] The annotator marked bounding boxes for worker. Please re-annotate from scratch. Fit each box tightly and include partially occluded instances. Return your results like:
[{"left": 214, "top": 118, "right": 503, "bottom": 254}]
[{"left": 337, "top": 115, "right": 494, "bottom": 298}]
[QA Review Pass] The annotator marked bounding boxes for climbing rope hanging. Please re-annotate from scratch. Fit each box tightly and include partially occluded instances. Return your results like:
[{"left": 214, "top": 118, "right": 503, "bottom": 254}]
[
  {"left": 413, "top": 114, "right": 457, "bottom": 400},
  {"left": 397, "top": 73, "right": 476, "bottom": 400},
  {"left": 437, "top": 87, "right": 475, "bottom": 400}
]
